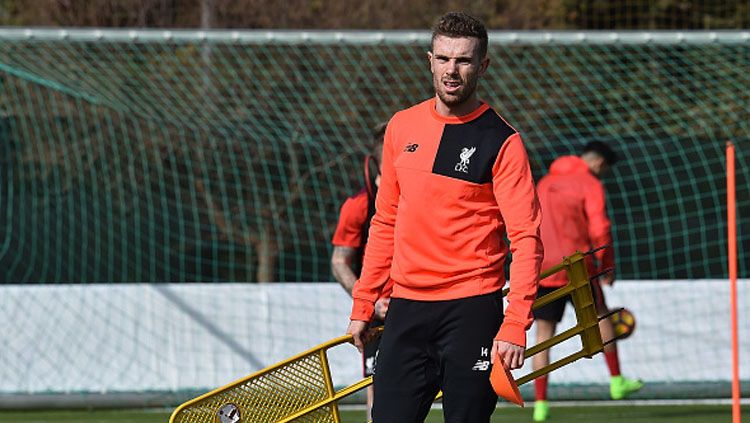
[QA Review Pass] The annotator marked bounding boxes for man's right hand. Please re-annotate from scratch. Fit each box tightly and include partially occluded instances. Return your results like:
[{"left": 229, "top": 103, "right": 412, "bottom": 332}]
[{"left": 347, "top": 320, "right": 369, "bottom": 353}]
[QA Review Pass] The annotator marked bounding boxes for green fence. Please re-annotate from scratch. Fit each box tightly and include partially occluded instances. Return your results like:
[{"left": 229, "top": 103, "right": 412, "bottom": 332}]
[{"left": 0, "top": 29, "right": 747, "bottom": 282}]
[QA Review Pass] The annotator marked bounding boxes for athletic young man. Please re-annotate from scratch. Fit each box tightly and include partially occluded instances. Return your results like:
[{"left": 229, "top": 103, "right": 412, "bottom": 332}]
[
  {"left": 331, "top": 122, "right": 389, "bottom": 422},
  {"left": 531, "top": 141, "right": 643, "bottom": 421},
  {"left": 346, "top": 12, "right": 543, "bottom": 422}
]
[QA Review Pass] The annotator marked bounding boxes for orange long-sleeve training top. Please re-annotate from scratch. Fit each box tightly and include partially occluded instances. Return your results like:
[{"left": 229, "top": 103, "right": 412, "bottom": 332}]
[
  {"left": 537, "top": 155, "right": 615, "bottom": 288},
  {"left": 350, "top": 98, "right": 543, "bottom": 347}
]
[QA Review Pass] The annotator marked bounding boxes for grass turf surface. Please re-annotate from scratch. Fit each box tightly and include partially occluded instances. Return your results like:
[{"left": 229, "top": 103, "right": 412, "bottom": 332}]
[{"left": 0, "top": 404, "right": 746, "bottom": 422}]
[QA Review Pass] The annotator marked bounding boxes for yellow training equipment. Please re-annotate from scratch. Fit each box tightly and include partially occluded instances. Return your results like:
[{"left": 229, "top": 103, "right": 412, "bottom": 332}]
[
  {"left": 169, "top": 332, "right": 367, "bottom": 423},
  {"left": 170, "top": 249, "right": 605, "bottom": 422}
]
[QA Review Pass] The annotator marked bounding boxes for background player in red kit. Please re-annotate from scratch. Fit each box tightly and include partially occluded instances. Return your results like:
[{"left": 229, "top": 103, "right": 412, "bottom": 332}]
[
  {"left": 347, "top": 12, "right": 543, "bottom": 423},
  {"left": 532, "top": 141, "right": 643, "bottom": 421}
]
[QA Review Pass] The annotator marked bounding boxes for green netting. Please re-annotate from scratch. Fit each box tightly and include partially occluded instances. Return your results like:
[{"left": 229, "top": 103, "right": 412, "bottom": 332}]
[{"left": 0, "top": 30, "right": 747, "bottom": 283}]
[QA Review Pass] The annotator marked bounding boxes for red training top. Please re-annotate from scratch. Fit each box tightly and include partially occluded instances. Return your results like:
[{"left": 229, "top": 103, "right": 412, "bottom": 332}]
[
  {"left": 332, "top": 189, "right": 369, "bottom": 249},
  {"left": 350, "top": 98, "right": 543, "bottom": 347},
  {"left": 537, "top": 155, "right": 614, "bottom": 287},
  {"left": 332, "top": 188, "right": 394, "bottom": 298}
]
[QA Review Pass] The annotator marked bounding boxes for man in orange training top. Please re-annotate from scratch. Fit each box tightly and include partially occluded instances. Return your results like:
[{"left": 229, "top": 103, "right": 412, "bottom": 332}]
[
  {"left": 331, "top": 122, "right": 390, "bottom": 422},
  {"left": 346, "top": 11, "right": 543, "bottom": 422},
  {"left": 531, "top": 141, "right": 642, "bottom": 422}
]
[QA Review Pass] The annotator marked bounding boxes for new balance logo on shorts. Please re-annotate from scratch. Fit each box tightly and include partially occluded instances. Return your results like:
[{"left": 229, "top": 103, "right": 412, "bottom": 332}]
[
  {"left": 472, "top": 346, "right": 490, "bottom": 371},
  {"left": 472, "top": 360, "right": 490, "bottom": 371}
]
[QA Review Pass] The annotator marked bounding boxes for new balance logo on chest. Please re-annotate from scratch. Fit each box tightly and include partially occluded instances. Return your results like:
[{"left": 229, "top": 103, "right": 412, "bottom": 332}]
[{"left": 404, "top": 143, "right": 419, "bottom": 153}]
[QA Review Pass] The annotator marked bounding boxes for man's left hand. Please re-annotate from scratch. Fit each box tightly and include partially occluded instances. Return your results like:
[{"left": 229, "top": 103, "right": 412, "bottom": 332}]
[{"left": 491, "top": 339, "right": 525, "bottom": 369}]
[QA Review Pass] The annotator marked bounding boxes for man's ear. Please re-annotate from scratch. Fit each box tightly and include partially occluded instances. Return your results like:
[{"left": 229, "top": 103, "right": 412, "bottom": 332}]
[
  {"left": 427, "top": 50, "right": 434, "bottom": 74},
  {"left": 592, "top": 157, "right": 606, "bottom": 176},
  {"left": 478, "top": 56, "right": 490, "bottom": 76}
]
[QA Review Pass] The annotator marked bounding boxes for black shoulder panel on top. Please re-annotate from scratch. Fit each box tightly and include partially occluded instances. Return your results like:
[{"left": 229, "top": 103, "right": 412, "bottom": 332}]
[{"left": 432, "top": 109, "right": 516, "bottom": 184}]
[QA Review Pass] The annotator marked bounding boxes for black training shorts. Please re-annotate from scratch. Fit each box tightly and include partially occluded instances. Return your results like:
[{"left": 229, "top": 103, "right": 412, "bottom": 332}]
[
  {"left": 372, "top": 292, "right": 503, "bottom": 423},
  {"left": 533, "top": 281, "right": 607, "bottom": 322}
]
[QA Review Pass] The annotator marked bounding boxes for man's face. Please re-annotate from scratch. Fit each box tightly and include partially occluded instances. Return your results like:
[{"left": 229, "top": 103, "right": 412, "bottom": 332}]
[
  {"left": 590, "top": 157, "right": 610, "bottom": 177},
  {"left": 428, "top": 35, "right": 489, "bottom": 108}
]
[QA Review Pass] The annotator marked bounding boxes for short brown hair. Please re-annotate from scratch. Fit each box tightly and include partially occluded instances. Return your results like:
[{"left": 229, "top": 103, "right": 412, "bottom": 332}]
[
  {"left": 582, "top": 141, "right": 619, "bottom": 166},
  {"left": 371, "top": 121, "right": 388, "bottom": 160},
  {"left": 431, "top": 12, "right": 488, "bottom": 59}
]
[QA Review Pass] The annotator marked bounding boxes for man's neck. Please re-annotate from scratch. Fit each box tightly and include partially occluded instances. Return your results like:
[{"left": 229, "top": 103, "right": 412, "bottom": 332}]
[{"left": 434, "top": 96, "right": 482, "bottom": 117}]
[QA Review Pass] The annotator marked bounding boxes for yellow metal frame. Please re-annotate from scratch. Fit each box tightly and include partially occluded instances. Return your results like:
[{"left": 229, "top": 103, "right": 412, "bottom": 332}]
[
  {"left": 169, "top": 333, "right": 369, "bottom": 423},
  {"left": 516, "top": 250, "right": 604, "bottom": 385},
  {"left": 170, "top": 250, "right": 604, "bottom": 423}
]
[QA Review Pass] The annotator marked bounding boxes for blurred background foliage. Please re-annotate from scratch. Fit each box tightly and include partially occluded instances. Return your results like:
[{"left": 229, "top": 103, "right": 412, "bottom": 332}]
[{"left": 0, "top": 0, "right": 748, "bottom": 30}]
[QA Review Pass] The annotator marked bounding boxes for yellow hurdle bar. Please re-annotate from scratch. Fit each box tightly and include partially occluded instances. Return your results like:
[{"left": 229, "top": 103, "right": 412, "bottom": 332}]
[
  {"left": 516, "top": 250, "right": 604, "bottom": 386},
  {"left": 170, "top": 250, "right": 606, "bottom": 422}
]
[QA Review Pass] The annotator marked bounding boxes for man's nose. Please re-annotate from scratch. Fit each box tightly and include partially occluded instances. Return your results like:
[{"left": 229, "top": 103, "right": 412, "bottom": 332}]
[{"left": 445, "top": 60, "right": 458, "bottom": 74}]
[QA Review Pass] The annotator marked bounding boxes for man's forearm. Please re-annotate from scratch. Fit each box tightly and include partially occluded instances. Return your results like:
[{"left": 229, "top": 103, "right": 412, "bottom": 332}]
[
  {"left": 332, "top": 262, "right": 357, "bottom": 295},
  {"left": 331, "top": 246, "right": 358, "bottom": 295}
]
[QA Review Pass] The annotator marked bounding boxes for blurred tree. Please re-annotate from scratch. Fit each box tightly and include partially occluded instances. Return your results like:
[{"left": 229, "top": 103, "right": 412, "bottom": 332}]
[{"left": 0, "top": 0, "right": 747, "bottom": 29}]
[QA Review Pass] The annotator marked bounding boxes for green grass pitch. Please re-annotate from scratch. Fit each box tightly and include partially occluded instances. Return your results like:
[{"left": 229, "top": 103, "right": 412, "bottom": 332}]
[{"left": 0, "top": 404, "right": 746, "bottom": 422}]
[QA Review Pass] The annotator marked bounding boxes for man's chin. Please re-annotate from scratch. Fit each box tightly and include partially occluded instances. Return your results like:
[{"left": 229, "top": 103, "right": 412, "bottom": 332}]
[{"left": 438, "top": 92, "right": 467, "bottom": 107}]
